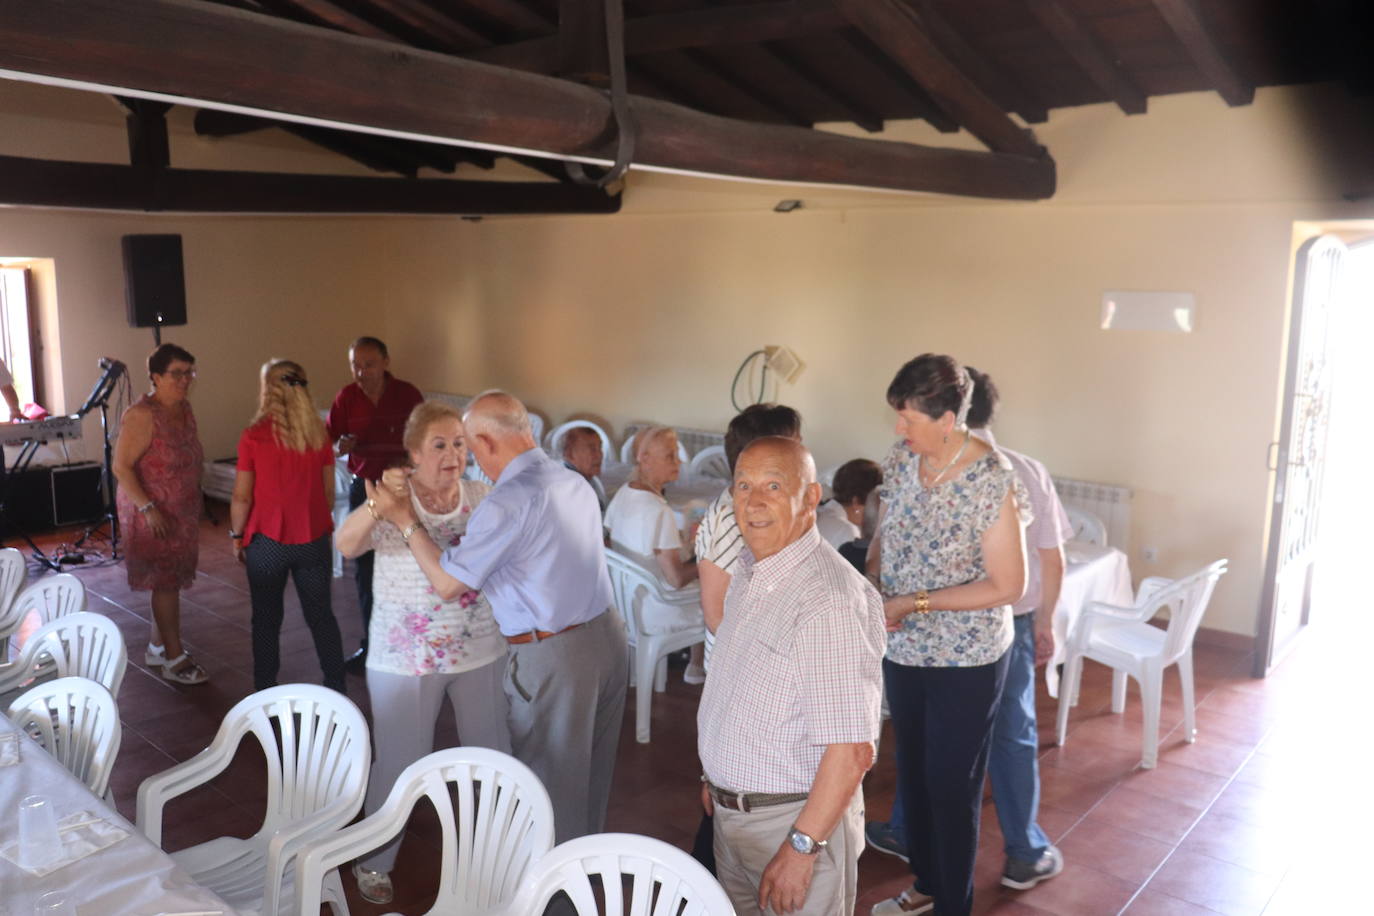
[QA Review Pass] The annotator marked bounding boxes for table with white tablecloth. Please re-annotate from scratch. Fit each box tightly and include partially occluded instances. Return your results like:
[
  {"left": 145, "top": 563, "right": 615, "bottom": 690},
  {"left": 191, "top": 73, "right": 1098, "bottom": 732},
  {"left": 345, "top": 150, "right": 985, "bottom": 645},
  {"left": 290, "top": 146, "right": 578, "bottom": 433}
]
[
  {"left": 1046, "top": 540, "right": 1135, "bottom": 698},
  {"left": 0, "top": 715, "right": 236, "bottom": 916}
]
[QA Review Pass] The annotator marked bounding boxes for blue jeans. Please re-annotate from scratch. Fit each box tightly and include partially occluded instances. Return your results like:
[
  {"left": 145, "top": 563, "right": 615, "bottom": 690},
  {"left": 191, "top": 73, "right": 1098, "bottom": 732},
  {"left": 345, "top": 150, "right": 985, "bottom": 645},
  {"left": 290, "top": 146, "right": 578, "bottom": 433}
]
[{"left": 884, "top": 614, "right": 1048, "bottom": 866}]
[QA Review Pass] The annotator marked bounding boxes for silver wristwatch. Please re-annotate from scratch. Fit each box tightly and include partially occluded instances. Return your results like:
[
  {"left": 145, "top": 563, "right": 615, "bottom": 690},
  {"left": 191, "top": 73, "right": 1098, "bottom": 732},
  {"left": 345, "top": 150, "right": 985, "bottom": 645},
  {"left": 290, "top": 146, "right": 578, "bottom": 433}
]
[{"left": 787, "top": 827, "right": 826, "bottom": 855}]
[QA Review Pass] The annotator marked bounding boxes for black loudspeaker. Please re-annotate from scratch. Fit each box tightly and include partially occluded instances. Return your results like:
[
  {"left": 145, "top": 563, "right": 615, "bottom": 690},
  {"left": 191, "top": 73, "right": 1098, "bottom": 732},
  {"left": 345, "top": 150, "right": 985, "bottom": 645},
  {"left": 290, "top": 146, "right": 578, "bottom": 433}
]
[
  {"left": 51, "top": 462, "right": 104, "bottom": 527},
  {"left": 122, "top": 234, "right": 187, "bottom": 328}
]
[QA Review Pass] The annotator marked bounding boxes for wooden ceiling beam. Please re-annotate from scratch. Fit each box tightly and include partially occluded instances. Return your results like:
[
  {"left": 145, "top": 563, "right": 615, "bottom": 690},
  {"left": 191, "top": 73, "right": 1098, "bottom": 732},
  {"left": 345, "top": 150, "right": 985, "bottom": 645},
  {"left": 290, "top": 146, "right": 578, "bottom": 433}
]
[
  {"left": 834, "top": 0, "right": 1042, "bottom": 155},
  {"left": 355, "top": 0, "right": 490, "bottom": 52},
  {"left": 911, "top": 0, "right": 1048, "bottom": 125},
  {"left": 1149, "top": 0, "right": 1253, "bottom": 106},
  {"left": 472, "top": 0, "right": 845, "bottom": 72},
  {"left": 461, "top": 0, "right": 551, "bottom": 36},
  {"left": 256, "top": 0, "right": 398, "bottom": 42},
  {"left": 0, "top": 0, "right": 1055, "bottom": 200},
  {"left": 1026, "top": 0, "right": 1148, "bottom": 115},
  {"left": 760, "top": 44, "right": 884, "bottom": 133},
  {"left": 838, "top": 31, "right": 959, "bottom": 134},
  {"left": 118, "top": 97, "right": 172, "bottom": 171},
  {"left": 558, "top": 0, "right": 608, "bottom": 85},
  {"left": 0, "top": 153, "right": 619, "bottom": 214}
]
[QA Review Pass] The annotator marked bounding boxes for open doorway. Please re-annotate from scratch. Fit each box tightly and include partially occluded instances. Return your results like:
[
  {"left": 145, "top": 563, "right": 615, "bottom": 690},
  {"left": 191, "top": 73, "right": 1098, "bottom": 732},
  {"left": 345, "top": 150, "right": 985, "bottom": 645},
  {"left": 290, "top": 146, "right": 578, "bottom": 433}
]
[
  {"left": 1309, "top": 236, "right": 1374, "bottom": 638},
  {"left": 1255, "top": 228, "right": 1374, "bottom": 676}
]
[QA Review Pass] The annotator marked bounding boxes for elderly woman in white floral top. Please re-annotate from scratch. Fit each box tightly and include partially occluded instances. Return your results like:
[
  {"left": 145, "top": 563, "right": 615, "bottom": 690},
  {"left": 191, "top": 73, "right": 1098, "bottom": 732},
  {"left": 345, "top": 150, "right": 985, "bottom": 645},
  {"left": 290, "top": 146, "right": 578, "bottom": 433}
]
[
  {"left": 335, "top": 399, "right": 510, "bottom": 905},
  {"left": 867, "top": 354, "right": 1030, "bottom": 916}
]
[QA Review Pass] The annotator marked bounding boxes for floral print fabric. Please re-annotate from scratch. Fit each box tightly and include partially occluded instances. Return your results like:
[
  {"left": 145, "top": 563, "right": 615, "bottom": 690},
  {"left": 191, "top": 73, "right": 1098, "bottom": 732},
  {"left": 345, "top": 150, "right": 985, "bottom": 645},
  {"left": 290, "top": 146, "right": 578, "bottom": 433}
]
[
  {"left": 117, "top": 394, "right": 203, "bottom": 591},
  {"left": 878, "top": 442, "right": 1031, "bottom": 668},
  {"left": 367, "top": 479, "right": 505, "bottom": 676}
]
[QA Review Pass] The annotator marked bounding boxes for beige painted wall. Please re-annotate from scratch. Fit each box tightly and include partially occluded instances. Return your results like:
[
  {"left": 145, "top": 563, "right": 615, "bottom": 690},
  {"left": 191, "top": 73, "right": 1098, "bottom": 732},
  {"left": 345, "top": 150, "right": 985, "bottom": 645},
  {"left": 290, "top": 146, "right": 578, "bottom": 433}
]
[{"left": 1, "top": 79, "right": 1372, "bottom": 639}]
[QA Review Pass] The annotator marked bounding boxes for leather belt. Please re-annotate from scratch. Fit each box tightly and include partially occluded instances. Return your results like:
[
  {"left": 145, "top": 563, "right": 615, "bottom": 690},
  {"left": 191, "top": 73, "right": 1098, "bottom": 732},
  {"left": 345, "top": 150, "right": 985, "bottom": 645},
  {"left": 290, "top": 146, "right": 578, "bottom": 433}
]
[
  {"left": 505, "top": 622, "right": 585, "bottom": 645},
  {"left": 705, "top": 781, "right": 807, "bottom": 814}
]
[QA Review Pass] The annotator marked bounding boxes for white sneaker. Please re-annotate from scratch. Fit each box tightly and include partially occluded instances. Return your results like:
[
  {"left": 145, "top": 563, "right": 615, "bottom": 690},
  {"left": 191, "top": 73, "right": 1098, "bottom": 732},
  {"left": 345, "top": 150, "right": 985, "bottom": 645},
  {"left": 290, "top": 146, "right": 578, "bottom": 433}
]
[
  {"left": 683, "top": 663, "right": 706, "bottom": 685},
  {"left": 870, "top": 886, "right": 934, "bottom": 915}
]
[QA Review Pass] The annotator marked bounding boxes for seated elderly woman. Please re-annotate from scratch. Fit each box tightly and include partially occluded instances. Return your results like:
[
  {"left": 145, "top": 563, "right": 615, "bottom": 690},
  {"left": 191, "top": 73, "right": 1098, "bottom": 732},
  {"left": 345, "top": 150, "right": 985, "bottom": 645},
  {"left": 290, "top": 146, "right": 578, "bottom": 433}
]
[
  {"left": 604, "top": 426, "right": 698, "bottom": 588},
  {"left": 816, "top": 457, "right": 883, "bottom": 550}
]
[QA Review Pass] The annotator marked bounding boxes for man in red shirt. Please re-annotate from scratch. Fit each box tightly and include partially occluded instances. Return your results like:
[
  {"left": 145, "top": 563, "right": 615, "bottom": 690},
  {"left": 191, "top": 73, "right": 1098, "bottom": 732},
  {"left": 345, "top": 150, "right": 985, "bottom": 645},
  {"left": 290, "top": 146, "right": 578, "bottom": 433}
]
[{"left": 326, "top": 336, "right": 424, "bottom": 671}]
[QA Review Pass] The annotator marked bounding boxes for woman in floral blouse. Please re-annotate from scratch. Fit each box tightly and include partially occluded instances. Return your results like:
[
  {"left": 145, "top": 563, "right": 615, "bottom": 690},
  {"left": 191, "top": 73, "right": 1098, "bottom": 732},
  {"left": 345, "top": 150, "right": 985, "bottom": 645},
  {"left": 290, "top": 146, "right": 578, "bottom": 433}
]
[
  {"left": 868, "top": 354, "right": 1030, "bottom": 916},
  {"left": 335, "top": 399, "right": 509, "bottom": 905}
]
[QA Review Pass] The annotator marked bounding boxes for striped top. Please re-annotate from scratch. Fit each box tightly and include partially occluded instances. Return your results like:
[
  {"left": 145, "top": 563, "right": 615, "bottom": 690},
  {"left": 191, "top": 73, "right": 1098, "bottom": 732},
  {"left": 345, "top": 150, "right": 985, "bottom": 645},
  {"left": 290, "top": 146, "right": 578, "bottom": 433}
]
[{"left": 693, "top": 486, "right": 741, "bottom": 665}]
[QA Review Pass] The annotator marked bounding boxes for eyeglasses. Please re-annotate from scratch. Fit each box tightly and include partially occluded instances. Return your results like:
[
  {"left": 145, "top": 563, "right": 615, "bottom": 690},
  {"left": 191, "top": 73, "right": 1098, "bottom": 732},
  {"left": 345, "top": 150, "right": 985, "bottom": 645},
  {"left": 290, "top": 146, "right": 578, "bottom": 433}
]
[{"left": 164, "top": 369, "right": 197, "bottom": 380}]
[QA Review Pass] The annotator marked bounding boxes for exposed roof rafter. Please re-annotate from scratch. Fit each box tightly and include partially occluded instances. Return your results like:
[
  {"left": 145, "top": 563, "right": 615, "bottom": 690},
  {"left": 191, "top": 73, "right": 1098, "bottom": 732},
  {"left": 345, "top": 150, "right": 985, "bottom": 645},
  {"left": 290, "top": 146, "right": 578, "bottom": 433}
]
[{"left": 1025, "top": 0, "right": 1148, "bottom": 115}]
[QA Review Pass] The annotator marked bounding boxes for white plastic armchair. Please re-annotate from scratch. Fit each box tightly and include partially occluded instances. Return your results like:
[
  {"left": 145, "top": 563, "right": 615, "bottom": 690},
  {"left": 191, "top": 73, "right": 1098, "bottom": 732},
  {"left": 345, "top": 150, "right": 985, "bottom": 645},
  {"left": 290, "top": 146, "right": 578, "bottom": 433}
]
[
  {"left": 496, "top": 833, "right": 735, "bottom": 916},
  {"left": 604, "top": 548, "right": 704, "bottom": 744},
  {"left": 546, "top": 420, "right": 615, "bottom": 463},
  {"left": 7, "top": 676, "right": 122, "bottom": 797},
  {"left": 0, "top": 572, "right": 85, "bottom": 660},
  {"left": 0, "top": 545, "right": 24, "bottom": 628},
  {"left": 0, "top": 612, "right": 127, "bottom": 708},
  {"left": 137, "top": 684, "right": 370, "bottom": 916},
  {"left": 1056, "top": 559, "right": 1228, "bottom": 769},
  {"left": 687, "top": 445, "right": 730, "bottom": 482},
  {"left": 295, "top": 747, "right": 555, "bottom": 916},
  {"left": 1066, "top": 507, "right": 1108, "bottom": 546}
]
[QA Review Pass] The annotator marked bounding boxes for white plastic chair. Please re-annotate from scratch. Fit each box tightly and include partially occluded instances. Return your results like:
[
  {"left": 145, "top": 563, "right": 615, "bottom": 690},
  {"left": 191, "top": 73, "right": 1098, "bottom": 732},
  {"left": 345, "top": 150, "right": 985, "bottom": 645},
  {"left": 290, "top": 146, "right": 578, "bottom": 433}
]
[
  {"left": 546, "top": 420, "right": 615, "bottom": 464},
  {"left": 687, "top": 445, "right": 730, "bottom": 482},
  {"left": 331, "top": 459, "right": 352, "bottom": 578},
  {"left": 7, "top": 676, "right": 122, "bottom": 797},
  {"left": 1066, "top": 506, "right": 1108, "bottom": 546},
  {"left": 0, "top": 612, "right": 127, "bottom": 708},
  {"left": 604, "top": 549, "right": 704, "bottom": 744},
  {"left": 1056, "top": 559, "right": 1228, "bottom": 769},
  {"left": 496, "top": 832, "right": 735, "bottom": 916},
  {"left": 0, "top": 545, "right": 24, "bottom": 627},
  {"left": 0, "top": 573, "right": 86, "bottom": 661},
  {"left": 295, "top": 747, "right": 555, "bottom": 916},
  {"left": 137, "top": 685, "right": 370, "bottom": 916}
]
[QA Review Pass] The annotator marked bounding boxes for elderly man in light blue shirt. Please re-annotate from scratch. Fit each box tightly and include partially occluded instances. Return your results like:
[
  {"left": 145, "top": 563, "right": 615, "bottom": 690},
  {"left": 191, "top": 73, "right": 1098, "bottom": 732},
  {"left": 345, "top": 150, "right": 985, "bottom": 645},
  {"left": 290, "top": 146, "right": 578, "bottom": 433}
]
[{"left": 369, "top": 389, "right": 628, "bottom": 843}]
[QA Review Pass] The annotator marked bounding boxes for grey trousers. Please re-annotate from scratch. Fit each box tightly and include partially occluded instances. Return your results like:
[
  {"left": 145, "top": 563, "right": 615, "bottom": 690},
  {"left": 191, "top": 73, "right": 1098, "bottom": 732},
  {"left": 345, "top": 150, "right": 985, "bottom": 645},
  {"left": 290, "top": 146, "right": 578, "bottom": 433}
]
[
  {"left": 360, "top": 658, "right": 511, "bottom": 872},
  {"left": 507, "top": 609, "right": 629, "bottom": 844},
  {"left": 713, "top": 791, "right": 864, "bottom": 916}
]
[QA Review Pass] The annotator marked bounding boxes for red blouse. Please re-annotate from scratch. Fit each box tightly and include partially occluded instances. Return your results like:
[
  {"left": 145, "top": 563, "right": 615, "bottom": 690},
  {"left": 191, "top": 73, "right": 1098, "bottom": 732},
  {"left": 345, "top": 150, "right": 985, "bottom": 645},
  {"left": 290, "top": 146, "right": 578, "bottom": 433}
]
[{"left": 238, "top": 420, "right": 336, "bottom": 545}]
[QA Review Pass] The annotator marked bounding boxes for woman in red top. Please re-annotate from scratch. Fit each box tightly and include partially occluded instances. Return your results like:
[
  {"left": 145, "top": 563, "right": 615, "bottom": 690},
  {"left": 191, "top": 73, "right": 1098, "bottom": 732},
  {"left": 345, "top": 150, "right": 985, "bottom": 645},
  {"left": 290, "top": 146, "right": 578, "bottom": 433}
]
[{"left": 229, "top": 359, "right": 345, "bottom": 692}]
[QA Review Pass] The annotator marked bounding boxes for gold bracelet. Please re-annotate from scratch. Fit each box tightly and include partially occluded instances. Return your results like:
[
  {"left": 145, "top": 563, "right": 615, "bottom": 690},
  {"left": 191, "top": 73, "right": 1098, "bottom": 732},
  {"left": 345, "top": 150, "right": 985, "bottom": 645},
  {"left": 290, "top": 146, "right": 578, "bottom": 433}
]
[
  {"left": 366, "top": 498, "right": 381, "bottom": 522},
  {"left": 914, "top": 590, "right": 931, "bottom": 614}
]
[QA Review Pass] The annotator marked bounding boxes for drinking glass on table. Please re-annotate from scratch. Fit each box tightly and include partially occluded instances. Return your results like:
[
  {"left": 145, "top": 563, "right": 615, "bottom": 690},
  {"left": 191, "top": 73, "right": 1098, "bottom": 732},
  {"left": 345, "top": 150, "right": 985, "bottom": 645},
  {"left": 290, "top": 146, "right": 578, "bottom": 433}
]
[
  {"left": 34, "top": 893, "right": 76, "bottom": 916},
  {"left": 17, "top": 794, "right": 63, "bottom": 870}
]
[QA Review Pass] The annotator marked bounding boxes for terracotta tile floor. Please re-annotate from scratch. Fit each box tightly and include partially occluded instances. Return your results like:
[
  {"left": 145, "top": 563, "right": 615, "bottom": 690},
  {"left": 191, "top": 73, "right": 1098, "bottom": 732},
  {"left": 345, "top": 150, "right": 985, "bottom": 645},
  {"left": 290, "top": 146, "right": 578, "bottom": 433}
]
[{"left": 10, "top": 516, "right": 1368, "bottom": 914}]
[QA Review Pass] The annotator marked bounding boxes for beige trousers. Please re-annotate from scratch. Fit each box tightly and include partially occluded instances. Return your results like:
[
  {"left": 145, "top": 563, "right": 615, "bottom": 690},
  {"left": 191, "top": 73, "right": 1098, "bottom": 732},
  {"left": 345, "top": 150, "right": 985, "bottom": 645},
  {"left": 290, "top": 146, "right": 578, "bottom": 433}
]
[{"left": 713, "top": 791, "right": 864, "bottom": 916}]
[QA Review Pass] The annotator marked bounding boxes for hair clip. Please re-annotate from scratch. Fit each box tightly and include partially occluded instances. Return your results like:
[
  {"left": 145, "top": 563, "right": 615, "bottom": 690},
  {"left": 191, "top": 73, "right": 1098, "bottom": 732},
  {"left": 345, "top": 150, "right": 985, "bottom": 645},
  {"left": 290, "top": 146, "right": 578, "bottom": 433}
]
[{"left": 281, "top": 374, "right": 307, "bottom": 387}]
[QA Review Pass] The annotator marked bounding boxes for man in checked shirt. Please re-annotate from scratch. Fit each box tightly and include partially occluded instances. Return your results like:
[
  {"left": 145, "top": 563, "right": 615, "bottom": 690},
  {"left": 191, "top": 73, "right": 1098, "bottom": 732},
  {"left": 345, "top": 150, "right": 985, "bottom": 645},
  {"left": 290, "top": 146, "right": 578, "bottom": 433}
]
[{"left": 698, "top": 437, "right": 887, "bottom": 915}]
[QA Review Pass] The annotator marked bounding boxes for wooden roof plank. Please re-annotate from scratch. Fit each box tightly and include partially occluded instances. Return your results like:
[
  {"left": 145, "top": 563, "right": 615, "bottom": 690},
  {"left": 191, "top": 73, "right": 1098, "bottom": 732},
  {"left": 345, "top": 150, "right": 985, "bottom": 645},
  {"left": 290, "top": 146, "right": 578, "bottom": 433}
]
[
  {"left": 912, "top": 0, "right": 1049, "bottom": 124},
  {"left": 760, "top": 43, "right": 885, "bottom": 132},
  {"left": 256, "top": 0, "right": 398, "bottom": 41},
  {"left": 834, "top": 0, "right": 1043, "bottom": 154},
  {"left": 0, "top": 153, "right": 622, "bottom": 213},
  {"left": 1025, "top": 0, "right": 1148, "bottom": 114},
  {"left": 1149, "top": 0, "right": 1254, "bottom": 105},
  {"left": 355, "top": 0, "right": 492, "bottom": 52},
  {"left": 0, "top": 0, "right": 1055, "bottom": 199}
]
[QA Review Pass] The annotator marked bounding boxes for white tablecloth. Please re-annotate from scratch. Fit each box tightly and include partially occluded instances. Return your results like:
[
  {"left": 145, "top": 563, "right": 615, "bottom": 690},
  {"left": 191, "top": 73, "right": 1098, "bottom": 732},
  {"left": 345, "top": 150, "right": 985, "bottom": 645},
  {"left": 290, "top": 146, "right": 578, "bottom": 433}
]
[
  {"left": 1046, "top": 540, "right": 1134, "bottom": 697},
  {"left": 0, "top": 716, "right": 237, "bottom": 916}
]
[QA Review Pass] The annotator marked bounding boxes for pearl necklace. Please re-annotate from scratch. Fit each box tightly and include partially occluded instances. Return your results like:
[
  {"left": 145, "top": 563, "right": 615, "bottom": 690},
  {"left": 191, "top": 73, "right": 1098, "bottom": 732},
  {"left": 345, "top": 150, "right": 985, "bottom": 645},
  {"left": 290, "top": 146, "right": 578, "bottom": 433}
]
[{"left": 920, "top": 430, "right": 971, "bottom": 487}]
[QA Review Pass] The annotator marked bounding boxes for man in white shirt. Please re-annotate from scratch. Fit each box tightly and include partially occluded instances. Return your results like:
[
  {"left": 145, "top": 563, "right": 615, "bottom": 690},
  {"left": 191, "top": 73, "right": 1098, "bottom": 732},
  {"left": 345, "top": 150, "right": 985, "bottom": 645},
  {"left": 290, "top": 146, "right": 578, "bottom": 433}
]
[{"left": 699, "top": 437, "right": 886, "bottom": 915}]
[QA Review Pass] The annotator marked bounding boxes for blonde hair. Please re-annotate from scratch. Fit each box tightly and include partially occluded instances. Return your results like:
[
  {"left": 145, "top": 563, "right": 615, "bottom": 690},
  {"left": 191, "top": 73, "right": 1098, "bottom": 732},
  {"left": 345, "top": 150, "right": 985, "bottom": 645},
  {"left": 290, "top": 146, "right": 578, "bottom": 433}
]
[
  {"left": 252, "top": 359, "right": 327, "bottom": 452},
  {"left": 403, "top": 400, "right": 464, "bottom": 457},
  {"left": 631, "top": 426, "right": 676, "bottom": 483}
]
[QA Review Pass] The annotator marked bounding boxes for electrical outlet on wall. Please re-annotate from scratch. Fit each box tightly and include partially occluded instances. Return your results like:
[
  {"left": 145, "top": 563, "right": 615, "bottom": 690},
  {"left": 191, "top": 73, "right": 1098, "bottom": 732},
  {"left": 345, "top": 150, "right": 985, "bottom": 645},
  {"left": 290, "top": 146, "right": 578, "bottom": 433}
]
[{"left": 1142, "top": 546, "right": 1158, "bottom": 563}]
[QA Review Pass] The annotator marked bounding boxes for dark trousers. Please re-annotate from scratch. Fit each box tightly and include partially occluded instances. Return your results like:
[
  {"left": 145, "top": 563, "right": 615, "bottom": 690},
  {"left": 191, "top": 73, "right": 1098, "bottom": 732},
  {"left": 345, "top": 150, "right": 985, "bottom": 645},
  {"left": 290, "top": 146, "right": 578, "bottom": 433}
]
[
  {"left": 348, "top": 476, "right": 374, "bottom": 647},
  {"left": 885, "top": 652, "right": 1010, "bottom": 916},
  {"left": 245, "top": 532, "right": 346, "bottom": 692}
]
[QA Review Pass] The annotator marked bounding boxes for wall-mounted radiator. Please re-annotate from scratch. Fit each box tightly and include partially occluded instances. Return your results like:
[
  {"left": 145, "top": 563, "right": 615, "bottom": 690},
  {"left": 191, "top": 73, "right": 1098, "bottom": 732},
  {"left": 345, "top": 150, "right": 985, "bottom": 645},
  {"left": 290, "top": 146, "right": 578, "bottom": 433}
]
[{"left": 1052, "top": 476, "right": 1133, "bottom": 551}]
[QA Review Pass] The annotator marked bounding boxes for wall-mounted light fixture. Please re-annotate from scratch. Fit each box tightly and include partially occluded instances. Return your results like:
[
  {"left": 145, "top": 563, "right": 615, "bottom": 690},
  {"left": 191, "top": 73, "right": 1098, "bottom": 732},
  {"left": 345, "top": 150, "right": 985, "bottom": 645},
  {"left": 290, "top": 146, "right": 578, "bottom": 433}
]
[{"left": 773, "top": 199, "right": 804, "bottom": 213}]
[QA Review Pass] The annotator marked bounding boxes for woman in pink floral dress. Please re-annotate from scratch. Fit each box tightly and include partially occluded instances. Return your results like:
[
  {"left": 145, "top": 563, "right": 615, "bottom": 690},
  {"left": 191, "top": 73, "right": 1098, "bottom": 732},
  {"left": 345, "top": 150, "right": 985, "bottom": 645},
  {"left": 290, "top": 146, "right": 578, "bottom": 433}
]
[
  {"left": 113, "top": 344, "right": 207, "bottom": 685},
  {"left": 334, "top": 399, "right": 508, "bottom": 905}
]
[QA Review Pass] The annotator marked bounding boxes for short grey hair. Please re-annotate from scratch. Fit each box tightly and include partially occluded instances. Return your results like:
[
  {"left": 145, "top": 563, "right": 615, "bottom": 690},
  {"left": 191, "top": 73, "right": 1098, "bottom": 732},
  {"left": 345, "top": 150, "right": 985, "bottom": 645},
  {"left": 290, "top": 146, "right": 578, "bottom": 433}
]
[{"left": 463, "top": 389, "right": 533, "bottom": 439}]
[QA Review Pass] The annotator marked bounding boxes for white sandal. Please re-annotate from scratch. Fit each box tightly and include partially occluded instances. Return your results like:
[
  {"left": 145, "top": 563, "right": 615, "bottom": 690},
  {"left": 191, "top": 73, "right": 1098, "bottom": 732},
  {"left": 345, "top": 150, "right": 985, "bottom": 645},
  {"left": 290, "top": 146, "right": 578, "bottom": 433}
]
[
  {"left": 145, "top": 642, "right": 167, "bottom": 667},
  {"left": 161, "top": 652, "right": 209, "bottom": 685}
]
